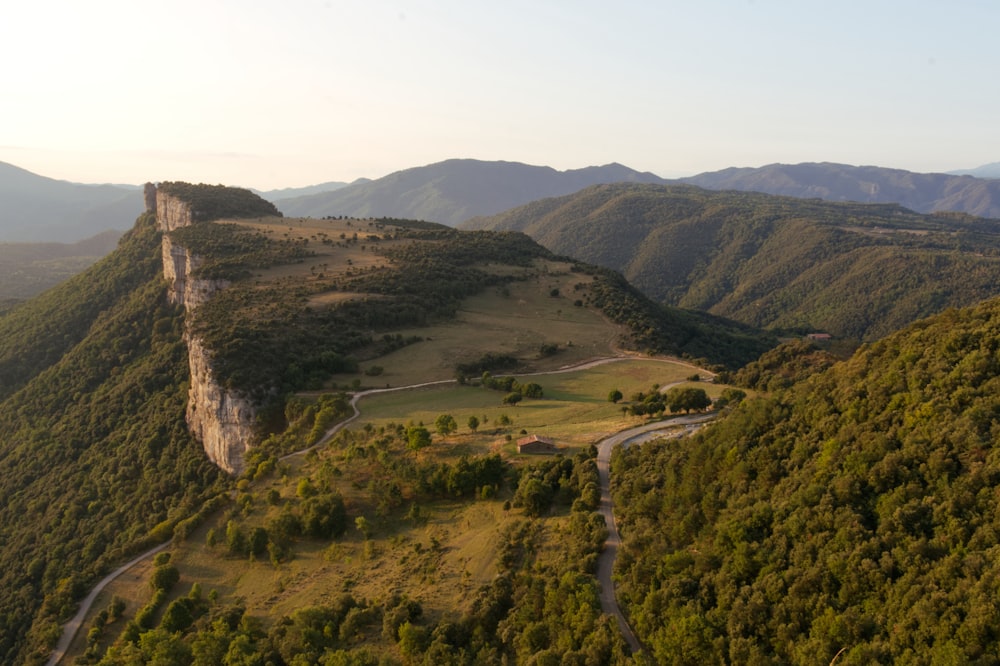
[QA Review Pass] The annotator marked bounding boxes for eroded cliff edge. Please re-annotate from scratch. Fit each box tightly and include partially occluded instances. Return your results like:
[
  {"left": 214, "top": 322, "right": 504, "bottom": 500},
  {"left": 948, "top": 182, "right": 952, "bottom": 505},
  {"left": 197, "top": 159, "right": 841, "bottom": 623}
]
[{"left": 147, "top": 184, "right": 256, "bottom": 475}]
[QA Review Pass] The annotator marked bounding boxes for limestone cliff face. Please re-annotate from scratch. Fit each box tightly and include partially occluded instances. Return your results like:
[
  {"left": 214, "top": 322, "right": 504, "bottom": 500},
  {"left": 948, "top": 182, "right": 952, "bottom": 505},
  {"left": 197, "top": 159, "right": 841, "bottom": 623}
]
[
  {"left": 155, "top": 187, "right": 254, "bottom": 475},
  {"left": 185, "top": 336, "right": 256, "bottom": 475},
  {"left": 161, "top": 235, "right": 230, "bottom": 309},
  {"left": 156, "top": 190, "right": 195, "bottom": 231}
]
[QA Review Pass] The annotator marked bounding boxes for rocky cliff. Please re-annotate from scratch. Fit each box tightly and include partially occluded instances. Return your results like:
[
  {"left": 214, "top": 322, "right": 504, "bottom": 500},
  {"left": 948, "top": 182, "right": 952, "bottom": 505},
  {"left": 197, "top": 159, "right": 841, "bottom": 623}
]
[
  {"left": 151, "top": 185, "right": 255, "bottom": 474},
  {"left": 161, "top": 234, "right": 230, "bottom": 309},
  {"left": 184, "top": 336, "right": 257, "bottom": 475}
]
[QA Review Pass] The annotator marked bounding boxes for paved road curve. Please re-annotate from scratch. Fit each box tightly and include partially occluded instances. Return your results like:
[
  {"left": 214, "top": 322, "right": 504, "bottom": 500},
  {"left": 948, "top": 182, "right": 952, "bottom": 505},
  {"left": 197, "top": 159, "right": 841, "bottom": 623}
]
[
  {"left": 594, "top": 414, "right": 715, "bottom": 656},
  {"left": 46, "top": 542, "right": 171, "bottom": 666}
]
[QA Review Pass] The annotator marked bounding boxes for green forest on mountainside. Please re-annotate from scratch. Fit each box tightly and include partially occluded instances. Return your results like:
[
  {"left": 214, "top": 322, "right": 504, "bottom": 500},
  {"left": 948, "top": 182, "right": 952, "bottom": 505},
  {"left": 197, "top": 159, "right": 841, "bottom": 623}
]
[
  {"left": 0, "top": 215, "right": 226, "bottom": 665},
  {"left": 463, "top": 183, "right": 1000, "bottom": 340},
  {"left": 611, "top": 296, "right": 1000, "bottom": 664}
]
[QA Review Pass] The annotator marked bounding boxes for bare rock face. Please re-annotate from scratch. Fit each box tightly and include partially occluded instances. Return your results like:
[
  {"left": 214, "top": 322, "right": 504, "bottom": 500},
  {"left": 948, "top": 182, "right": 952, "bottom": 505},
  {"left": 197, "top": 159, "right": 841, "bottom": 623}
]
[
  {"left": 185, "top": 336, "right": 255, "bottom": 475},
  {"left": 153, "top": 184, "right": 255, "bottom": 475},
  {"left": 161, "top": 235, "right": 229, "bottom": 309},
  {"left": 156, "top": 190, "right": 194, "bottom": 232}
]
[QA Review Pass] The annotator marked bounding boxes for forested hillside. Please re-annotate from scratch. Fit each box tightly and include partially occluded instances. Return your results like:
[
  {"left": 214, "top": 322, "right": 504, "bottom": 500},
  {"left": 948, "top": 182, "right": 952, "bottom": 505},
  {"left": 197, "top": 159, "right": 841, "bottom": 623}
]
[
  {"left": 612, "top": 296, "right": 1000, "bottom": 663},
  {"left": 463, "top": 183, "right": 1000, "bottom": 340},
  {"left": 0, "top": 215, "right": 225, "bottom": 664}
]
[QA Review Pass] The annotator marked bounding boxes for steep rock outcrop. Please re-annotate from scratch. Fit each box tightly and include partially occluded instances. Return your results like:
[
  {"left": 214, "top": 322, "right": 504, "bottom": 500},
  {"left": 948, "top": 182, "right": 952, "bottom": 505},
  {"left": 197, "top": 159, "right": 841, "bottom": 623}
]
[
  {"left": 156, "top": 189, "right": 195, "bottom": 231},
  {"left": 155, "top": 187, "right": 254, "bottom": 474},
  {"left": 185, "top": 336, "right": 256, "bottom": 474},
  {"left": 161, "top": 234, "right": 230, "bottom": 309}
]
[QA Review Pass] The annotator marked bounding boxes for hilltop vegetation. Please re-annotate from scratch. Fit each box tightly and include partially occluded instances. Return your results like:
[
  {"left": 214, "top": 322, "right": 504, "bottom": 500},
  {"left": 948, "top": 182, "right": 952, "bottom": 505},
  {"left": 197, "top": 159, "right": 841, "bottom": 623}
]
[
  {"left": 158, "top": 182, "right": 281, "bottom": 221},
  {"left": 463, "top": 183, "right": 1000, "bottom": 340},
  {"left": 88, "top": 428, "right": 628, "bottom": 665},
  {"left": 612, "top": 295, "right": 1000, "bottom": 664}
]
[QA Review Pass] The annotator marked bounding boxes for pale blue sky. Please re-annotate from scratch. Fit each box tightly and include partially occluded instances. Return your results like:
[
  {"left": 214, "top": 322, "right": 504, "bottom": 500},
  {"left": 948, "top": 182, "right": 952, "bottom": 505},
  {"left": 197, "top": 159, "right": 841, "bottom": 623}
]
[{"left": 1, "top": 0, "right": 997, "bottom": 188}]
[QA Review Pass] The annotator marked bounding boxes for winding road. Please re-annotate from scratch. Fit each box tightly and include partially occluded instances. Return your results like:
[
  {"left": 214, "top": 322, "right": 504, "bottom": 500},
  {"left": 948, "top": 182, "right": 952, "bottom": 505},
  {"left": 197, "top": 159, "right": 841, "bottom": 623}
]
[
  {"left": 47, "top": 354, "right": 710, "bottom": 663},
  {"left": 44, "top": 542, "right": 171, "bottom": 666},
  {"left": 594, "top": 413, "right": 716, "bottom": 656}
]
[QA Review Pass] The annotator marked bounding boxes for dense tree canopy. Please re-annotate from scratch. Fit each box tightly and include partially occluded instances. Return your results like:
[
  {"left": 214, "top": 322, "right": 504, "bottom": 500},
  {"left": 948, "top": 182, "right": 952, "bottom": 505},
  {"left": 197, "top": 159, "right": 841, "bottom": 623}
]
[
  {"left": 612, "top": 295, "right": 1000, "bottom": 664},
  {"left": 0, "top": 215, "right": 225, "bottom": 664}
]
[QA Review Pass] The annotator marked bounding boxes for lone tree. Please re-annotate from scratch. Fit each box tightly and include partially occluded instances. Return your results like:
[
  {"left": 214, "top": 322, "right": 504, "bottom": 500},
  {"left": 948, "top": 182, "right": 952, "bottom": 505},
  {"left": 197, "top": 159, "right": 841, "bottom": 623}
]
[
  {"left": 434, "top": 414, "right": 458, "bottom": 436},
  {"left": 467, "top": 415, "right": 480, "bottom": 432},
  {"left": 608, "top": 389, "right": 623, "bottom": 404}
]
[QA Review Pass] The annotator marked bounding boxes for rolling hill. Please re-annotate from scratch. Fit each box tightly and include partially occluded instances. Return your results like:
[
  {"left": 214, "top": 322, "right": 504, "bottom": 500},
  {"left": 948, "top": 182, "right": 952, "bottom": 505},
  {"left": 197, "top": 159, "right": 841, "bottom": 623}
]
[
  {"left": 462, "top": 183, "right": 1000, "bottom": 341},
  {"left": 274, "top": 158, "right": 668, "bottom": 225},
  {"left": 0, "top": 161, "right": 143, "bottom": 242},
  {"left": 679, "top": 162, "right": 1000, "bottom": 219},
  {"left": 0, "top": 184, "right": 771, "bottom": 664}
]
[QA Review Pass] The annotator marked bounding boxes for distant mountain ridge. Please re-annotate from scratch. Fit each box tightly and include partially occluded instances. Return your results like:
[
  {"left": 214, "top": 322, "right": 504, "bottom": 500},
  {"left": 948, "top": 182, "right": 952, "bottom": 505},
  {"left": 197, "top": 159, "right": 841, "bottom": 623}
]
[
  {"left": 0, "top": 161, "right": 144, "bottom": 242},
  {"left": 680, "top": 162, "right": 1000, "bottom": 218},
  {"left": 252, "top": 180, "right": 355, "bottom": 202},
  {"left": 949, "top": 161, "right": 1000, "bottom": 179},
  {"left": 275, "top": 158, "right": 668, "bottom": 224}
]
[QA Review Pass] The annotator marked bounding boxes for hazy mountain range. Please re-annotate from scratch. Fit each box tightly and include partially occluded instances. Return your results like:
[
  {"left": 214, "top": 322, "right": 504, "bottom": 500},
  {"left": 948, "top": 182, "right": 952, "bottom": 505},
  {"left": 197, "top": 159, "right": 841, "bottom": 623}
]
[
  {"left": 0, "top": 161, "right": 143, "bottom": 242},
  {"left": 3, "top": 158, "right": 1000, "bottom": 246},
  {"left": 679, "top": 162, "right": 1000, "bottom": 219},
  {"left": 275, "top": 159, "right": 1000, "bottom": 224},
  {"left": 273, "top": 158, "right": 669, "bottom": 224}
]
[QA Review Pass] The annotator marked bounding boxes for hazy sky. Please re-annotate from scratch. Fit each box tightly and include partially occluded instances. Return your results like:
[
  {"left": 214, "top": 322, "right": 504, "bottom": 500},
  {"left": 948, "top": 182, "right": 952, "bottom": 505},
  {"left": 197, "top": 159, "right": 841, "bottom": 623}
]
[{"left": 1, "top": 0, "right": 997, "bottom": 189}]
